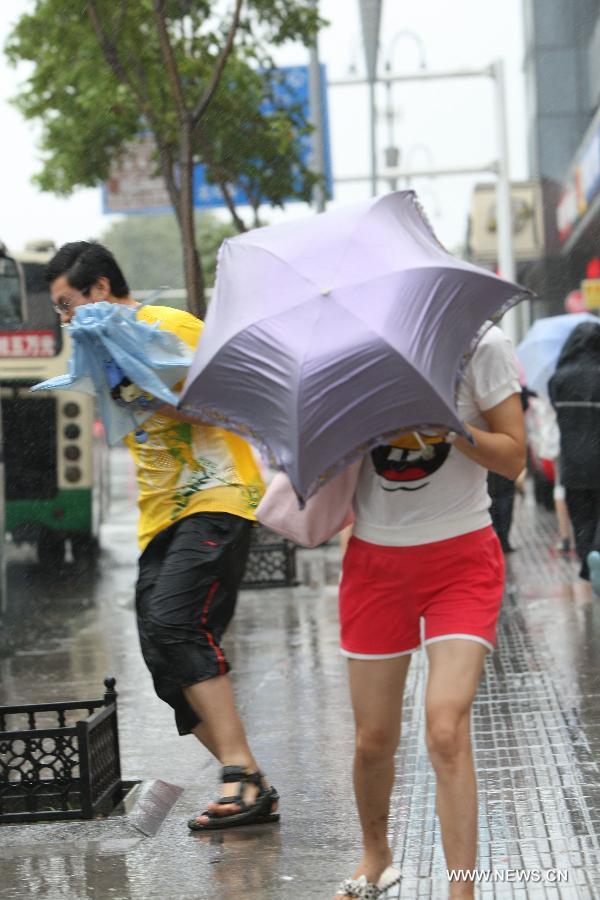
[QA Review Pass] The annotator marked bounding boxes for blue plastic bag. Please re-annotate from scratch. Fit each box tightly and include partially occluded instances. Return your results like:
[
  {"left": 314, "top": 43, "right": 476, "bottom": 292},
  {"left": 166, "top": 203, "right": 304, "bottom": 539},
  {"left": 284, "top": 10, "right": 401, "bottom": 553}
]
[{"left": 32, "top": 302, "right": 192, "bottom": 445}]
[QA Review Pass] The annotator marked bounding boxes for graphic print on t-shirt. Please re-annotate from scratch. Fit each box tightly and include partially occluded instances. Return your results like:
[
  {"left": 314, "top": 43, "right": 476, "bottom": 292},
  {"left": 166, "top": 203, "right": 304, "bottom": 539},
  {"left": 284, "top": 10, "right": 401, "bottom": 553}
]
[
  {"left": 370, "top": 440, "right": 451, "bottom": 492},
  {"left": 353, "top": 326, "right": 523, "bottom": 546}
]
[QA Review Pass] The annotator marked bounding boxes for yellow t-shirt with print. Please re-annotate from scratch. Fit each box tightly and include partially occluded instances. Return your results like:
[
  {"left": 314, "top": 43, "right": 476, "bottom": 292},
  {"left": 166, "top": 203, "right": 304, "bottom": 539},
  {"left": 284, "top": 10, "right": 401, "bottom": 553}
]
[{"left": 124, "top": 305, "right": 264, "bottom": 550}]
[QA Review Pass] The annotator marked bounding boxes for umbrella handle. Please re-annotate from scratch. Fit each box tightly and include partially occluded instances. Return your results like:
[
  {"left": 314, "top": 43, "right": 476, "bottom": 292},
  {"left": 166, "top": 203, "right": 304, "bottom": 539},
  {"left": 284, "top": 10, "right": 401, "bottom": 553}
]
[{"left": 412, "top": 431, "right": 435, "bottom": 460}]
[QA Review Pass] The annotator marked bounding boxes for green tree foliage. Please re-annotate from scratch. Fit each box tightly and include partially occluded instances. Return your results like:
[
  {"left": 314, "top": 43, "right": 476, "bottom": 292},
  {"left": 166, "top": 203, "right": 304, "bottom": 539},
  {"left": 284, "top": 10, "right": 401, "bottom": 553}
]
[
  {"left": 100, "top": 212, "right": 237, "bottom": 290},
  {"left": 6, "top": 0, "right": 324, "bottom": 316}
]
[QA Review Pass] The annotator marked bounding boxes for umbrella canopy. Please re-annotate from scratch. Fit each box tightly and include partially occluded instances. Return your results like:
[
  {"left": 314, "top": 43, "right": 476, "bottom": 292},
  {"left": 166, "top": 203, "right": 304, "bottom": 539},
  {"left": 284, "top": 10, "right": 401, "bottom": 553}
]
[
  {"left": 180, "top": 191, "right": 529, "bottom": 499},
  {"left": 32, "top": 301, "right": 192, "bottom": 445},
  {"left": 516, "top": 312, "right": 598, "bottom": 396}
]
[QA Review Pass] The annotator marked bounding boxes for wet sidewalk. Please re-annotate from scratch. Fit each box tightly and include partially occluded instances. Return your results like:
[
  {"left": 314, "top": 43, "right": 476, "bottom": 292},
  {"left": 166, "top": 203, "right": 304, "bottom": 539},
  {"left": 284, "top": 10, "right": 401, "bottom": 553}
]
[{"left": 1, "top": 450, "right": 600, "bottom": 899}]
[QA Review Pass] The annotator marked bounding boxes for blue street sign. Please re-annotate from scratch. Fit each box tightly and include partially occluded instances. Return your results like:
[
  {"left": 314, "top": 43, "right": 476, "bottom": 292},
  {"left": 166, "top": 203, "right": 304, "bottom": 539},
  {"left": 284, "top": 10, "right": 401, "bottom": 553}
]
[
  {"left": 192, "top": 64, "right": 333, "bottom": 208},
  {"left": 103, "top": 65, "right": 332, "bottom": 215}
]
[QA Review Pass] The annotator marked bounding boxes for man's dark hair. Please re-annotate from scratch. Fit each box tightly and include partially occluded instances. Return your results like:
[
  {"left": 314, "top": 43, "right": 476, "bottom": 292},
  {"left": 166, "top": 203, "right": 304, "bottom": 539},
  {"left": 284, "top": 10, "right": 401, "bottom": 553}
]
[{"left": 45, "top": 241, "right": 129, "bottom": 298}]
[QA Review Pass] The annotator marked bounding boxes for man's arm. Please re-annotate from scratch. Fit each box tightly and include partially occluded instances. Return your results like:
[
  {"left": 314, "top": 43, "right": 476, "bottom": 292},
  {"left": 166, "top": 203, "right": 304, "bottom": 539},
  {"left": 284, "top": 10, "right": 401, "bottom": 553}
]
[{"left": 452, "top": 392, "right": 526, "bottom": 481}]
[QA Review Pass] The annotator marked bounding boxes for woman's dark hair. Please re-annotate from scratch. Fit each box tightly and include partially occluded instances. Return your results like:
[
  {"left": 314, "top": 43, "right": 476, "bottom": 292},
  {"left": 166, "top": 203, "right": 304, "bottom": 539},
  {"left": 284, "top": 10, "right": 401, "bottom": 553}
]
[{"left": 45, "top": 241, "right": 129, "bottom": 298}]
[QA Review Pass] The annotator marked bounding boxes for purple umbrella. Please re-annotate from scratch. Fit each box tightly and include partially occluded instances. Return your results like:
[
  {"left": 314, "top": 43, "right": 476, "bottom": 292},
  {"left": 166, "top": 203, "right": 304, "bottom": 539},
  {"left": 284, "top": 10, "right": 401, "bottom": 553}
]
[{"left": 180, "top": 191, "right": 529, "bottom": 499}]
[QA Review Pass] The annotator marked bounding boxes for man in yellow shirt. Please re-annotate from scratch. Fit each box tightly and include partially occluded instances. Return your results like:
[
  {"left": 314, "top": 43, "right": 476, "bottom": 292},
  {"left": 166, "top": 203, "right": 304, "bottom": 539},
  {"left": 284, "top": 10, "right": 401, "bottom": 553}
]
[{"left": 46, "top": 242, "right": 278, "bottom": 830}]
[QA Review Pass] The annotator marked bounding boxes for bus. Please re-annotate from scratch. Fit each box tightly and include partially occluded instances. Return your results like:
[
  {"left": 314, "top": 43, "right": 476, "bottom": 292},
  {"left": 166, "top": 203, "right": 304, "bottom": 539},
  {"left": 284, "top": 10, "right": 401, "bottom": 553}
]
[{"left": 0, "top": 240, "right": 109, "bottom": 567}]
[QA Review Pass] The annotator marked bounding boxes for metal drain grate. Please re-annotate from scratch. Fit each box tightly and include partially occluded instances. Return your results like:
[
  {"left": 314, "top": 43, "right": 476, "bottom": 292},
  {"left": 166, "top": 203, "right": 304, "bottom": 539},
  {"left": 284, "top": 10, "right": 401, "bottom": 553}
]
[
  {"left": 0, "top": 678, "right": 125, "bottom": 823},
  {"left": 241, "top": 524, "right": 298, "bottom": 589}
]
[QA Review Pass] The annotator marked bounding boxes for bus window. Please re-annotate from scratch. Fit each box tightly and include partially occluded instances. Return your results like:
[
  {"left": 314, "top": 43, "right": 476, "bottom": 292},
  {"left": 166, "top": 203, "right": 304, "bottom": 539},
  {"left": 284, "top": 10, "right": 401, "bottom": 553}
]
[
  {"left": 0, "top": 256, "right": 24, "bottom": 326},
  {"left": 0, "top": 255, "right": 62, "bottom": 359},
  {"left": 1, "top": 246, "right": 109, "bottom": 567},
  {"left": 22, "top": 262, "right": 62, "bottom": 355}
]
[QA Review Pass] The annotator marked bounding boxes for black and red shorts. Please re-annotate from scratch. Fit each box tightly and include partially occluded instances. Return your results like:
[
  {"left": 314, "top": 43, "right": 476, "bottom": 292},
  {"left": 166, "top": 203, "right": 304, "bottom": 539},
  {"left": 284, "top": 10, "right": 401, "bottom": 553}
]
[{"left": 135, "top": 512, "right": 252, "bottom": 735}]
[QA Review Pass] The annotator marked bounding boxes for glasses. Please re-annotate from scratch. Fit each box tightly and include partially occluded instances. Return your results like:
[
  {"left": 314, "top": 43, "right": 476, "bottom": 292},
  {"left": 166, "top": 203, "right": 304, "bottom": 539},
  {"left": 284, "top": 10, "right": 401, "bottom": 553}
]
[
  {"left": 53, "top": 298, "right": 72, "bottom": 315},
  {"left": 53, "top": 286, "right": 92, "bottom": 316}
]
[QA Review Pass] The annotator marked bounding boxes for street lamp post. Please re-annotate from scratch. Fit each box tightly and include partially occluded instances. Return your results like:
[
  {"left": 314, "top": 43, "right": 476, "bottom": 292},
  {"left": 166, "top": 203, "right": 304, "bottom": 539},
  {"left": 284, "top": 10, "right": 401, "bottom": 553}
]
[
  {"left": 358, "top": 0, "right": 383, "bottom": 197},
  {"left": 383, "top": 31, "right": 427, "bottom": 191},
  {"left": 492, "top": 60, "right": 514, "bottom": 284},
  {"left": 308, "top": 0, "right": 327, "bottom": 212},
  {"left": 403, "top": 143, "right": 435, "bottom": 187},
  {"left": 328, "top": 62, "right": 520, "bottom": 340},
  {"left": 368, "top": 78, "right": 377, "bottom": 196},
  {"left": 492, "top": 58, "right": 524, "bottom": 342}
]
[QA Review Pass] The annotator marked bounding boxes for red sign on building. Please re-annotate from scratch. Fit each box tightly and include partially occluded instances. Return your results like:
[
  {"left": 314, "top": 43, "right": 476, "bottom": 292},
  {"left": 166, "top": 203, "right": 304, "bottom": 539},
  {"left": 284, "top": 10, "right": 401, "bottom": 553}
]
[{"left": 0, "top": 330, "right": 56, "bottom": 357}]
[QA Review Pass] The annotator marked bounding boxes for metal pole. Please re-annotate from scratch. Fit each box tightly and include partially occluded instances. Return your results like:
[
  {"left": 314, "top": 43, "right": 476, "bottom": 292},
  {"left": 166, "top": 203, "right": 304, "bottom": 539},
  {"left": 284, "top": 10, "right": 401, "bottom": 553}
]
[
  {"left": 0, "top": 395, "right": 5, "bottom": 619},
  {"left": 308, "top": 2, "right": 326, "bottom": 212},
  {"left": 384, "top": 76, "right": 398, "bottom": 192},
  {"left": 328, "top": 66, "right": 493, "bottom": 87},
  {"left": 369, "top": 78, "right": 377, "bottom": 196},
  {"left": 492, "top": 59, "right": 520, "bottom": 344},
  {"left": 358, "top": 0, "right": 382, "bottom": 197},
  {"left": 335, "top": 163, "right": 498, "bottom": 183},
  {"left": 493, "top": 60, "right": 514, "bottom": 282}
]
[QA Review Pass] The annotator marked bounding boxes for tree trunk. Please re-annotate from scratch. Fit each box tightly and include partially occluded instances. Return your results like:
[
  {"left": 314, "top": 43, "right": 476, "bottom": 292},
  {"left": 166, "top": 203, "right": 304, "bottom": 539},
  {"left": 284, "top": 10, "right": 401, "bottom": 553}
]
[{"left": 178, "top": 122, "right": 206, "bottom": 319}]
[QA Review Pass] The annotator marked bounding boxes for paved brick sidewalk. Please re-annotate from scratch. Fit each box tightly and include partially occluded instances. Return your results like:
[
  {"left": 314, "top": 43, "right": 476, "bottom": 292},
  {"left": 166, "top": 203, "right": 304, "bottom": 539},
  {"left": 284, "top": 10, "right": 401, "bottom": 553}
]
[
  {"left": 386, "top": 492, "right": 600, "bottom": 898},
  {"left": 1, "top": 455, "right": 599, "bottom": 899}
]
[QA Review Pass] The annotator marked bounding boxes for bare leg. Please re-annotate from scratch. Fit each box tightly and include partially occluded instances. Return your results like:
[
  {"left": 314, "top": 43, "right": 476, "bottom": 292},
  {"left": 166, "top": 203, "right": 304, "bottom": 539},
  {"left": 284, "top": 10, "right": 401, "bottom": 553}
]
[
  {"left": 555, "top": 496, "right": 574, "bottom": 546},
  {"left": 335, "top": 655, "right": 412, "bottom": 900},
  {"left": 191, "top": 720, "right": 219, "bottom": 758},
  {"left": 425, "top": 639, "right": 487, "bottom": 900},
  {"left": 185, "top": 675, "right": 256, "bottom": 767},
  {"left": 185, "top": 675, "right": 273, "bottom": 823}
]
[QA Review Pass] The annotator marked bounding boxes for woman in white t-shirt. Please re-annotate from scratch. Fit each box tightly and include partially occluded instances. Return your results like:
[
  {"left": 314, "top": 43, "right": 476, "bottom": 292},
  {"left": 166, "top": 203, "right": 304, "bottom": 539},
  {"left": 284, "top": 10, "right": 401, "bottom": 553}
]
[{"left": 334, "top": 326, "right": 526, "bottom": 900}]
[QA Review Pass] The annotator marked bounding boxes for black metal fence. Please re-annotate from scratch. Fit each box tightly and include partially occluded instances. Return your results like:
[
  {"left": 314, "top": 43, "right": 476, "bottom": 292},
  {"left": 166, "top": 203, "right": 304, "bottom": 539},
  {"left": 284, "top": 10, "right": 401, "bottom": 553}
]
[
  {"left": 0, "top": 677, "right": 123, "bottom": 823},
  {"left": 242, "top": 524, "right": 298, "bottom": 589}
]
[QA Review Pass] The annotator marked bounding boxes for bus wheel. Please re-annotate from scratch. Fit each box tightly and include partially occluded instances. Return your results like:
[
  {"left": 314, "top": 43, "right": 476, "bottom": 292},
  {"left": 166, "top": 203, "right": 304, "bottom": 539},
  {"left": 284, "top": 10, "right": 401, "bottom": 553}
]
[
  {"left": 37, "top": 532, "right": 65, "bottom": 568},
  {"left": 71, "top": 534, "right": 100, "bottom": 568}
]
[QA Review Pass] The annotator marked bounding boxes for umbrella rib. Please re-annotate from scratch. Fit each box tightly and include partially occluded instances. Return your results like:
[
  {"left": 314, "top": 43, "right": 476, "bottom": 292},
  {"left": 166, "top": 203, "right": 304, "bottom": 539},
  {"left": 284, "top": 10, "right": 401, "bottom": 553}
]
[
  {"left": 330, "top": 264, "right": 517, "bottom": 307},
  {"left": 293, "top": 295, "right": 330, "bottom": 485},
  {"left": 330, "top": 268, "right": 526, "bottom": 410},
  {"left": 237, "top": 196, "right": 433, "bottom": 296},
  {"left": 329, "top": 295, "right": 461, "bottom": 426},
  {"left": 324, "top": 192, "right": 447, "bottom": 291},
  {"left": 325, "top": 199, "right": 392, "bottom": 291},
  {"left": 237, "top": 203, "right": 387, "bottom": 296},
  {"left": 237, "top": 244, "right": 324, "bottom": 295}
]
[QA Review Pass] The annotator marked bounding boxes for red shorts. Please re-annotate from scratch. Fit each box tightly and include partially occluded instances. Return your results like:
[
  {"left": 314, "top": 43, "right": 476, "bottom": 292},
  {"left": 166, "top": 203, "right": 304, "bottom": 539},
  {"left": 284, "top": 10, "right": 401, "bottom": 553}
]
[{"left": 339, "top": 526, "right": 504, "bottom": 657}]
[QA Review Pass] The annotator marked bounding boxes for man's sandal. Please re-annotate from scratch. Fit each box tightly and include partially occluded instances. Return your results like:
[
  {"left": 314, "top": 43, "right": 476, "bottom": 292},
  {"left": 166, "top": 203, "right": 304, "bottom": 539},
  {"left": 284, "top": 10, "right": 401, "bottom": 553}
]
[
  {"left": 187, "top": 765, "right": 280, "bottom": 831},
  {"left": 335, "top": 865, "right": 401, "bottom": 899}
]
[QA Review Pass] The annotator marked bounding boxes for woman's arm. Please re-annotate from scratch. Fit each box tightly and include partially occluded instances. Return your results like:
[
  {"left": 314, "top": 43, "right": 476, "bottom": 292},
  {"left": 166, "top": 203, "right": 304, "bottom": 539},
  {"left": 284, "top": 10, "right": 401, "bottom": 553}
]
[
  {"left": 339, "top": 522, "right": 354, "bottom": 557},
  {"left": 452, "top": 392, "right": 526, "bottom": 481}
]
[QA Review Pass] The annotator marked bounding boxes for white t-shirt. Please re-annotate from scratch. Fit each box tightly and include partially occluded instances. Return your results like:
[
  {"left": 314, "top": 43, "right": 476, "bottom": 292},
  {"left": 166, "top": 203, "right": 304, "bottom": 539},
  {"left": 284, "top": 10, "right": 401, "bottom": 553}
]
[{"left": 353, "top": 326, "right": 521, "bottom": 546}]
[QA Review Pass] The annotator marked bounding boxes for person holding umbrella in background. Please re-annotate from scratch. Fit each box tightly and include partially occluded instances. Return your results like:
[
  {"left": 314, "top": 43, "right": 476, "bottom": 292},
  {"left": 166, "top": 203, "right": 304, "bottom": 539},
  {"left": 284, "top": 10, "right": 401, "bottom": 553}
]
[
  {"left": 487, "top": 380, "right": 533, "bottom": 554},
  {"left": 44, "top": 241, "right": 280, "bottom": 832},
  {"left": 517, "top": 311, "right": 599, "bottom": 561},
  {"left": 549, "top": 320, "right": 600, "bottom": 596}
]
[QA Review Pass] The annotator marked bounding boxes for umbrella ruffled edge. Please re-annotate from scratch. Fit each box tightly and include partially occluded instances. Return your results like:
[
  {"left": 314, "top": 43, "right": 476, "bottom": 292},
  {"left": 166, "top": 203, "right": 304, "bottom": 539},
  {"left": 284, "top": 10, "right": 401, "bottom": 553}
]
[
  {"left": 407, "top": 189, "right": 535, "bottom": 400},
  {"left": 409, "top": 191, "right": 448, "bottom": 252},
  {"left": 178, "top": 403, "right": 279, "bottom": 470},
  {"left": 452, "top": 289, "right": 533, "bottom": 406},
  {"left": 178, "top": 403, "right": 464, "bottom": 504}
]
